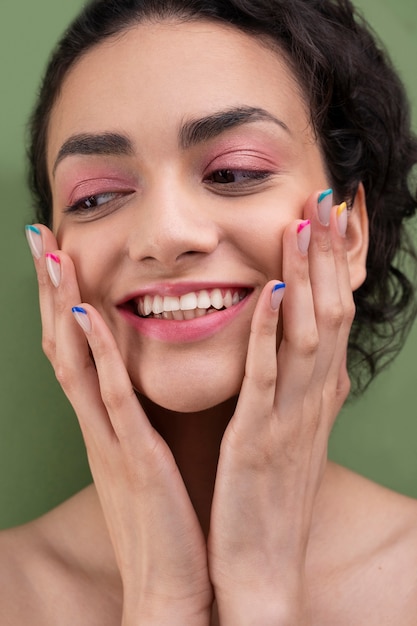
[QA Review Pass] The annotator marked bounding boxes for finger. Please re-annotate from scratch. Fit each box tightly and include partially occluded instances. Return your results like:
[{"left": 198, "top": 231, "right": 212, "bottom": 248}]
[
  {"left": 320, "top": 202, "right": 355, "bottom": 405},
  {"left": 303, "top": 191, "right": 346, "bottom": 388},
  {"left": 44, "top": 249, "right": 114, "bottom": 443},
  {"left": 26, "top": 224, "right": 60, "bottom": 361},
  {"left": 71, "top": 303, "right": 158, "bottom": 451},
  {"left": 274, "top": 216, "right": 319, "bottom": 410},
  {"left": 231, "top": 279, "right": 284, "bottom": 436}
]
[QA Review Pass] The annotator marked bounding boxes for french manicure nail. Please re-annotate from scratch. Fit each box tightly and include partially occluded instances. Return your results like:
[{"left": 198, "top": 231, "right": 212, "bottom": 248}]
[
  {"left": 317, "top": 189, "right": 333, "bottom": 226},
  {"left": 271, "top": 281, "right": 286, "bottom": 310},
  {"left": 25, "top": 225, "right": 43, "bottom": 259},
  {"left": 72, "top": 306, "right": 92, "bottom": 333},
  {"left": 337, "top": 201, "right": 348, "bottom": 236},
  {"left": 297, "top": 220, "right": 311, "bottom": 254},
  {"left": 45, "top": 253, "right": 61, "bottom": 287}
]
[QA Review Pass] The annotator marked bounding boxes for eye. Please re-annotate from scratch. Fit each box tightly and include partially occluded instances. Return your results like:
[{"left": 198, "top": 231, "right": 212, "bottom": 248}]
[
  {"left": 204, "top": 169, "right": 273, "bottom": 195},
  {"left": 207, "top": 169, "right": 271, "bottom": 185},
  {"left": 64, "top": 191, "right": 129, "bottom": 216}
]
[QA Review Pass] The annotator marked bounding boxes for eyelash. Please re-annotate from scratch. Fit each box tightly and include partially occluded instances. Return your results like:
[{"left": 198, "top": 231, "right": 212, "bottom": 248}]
[
  {"left": 64, "top": 168, "right": 274, "bottom": 215},
  {"left": 204, "top": 168, "right": 273, "bottom": 189},
  {"left": 64, "top": 191, "right": 126, "bottom": 215}
]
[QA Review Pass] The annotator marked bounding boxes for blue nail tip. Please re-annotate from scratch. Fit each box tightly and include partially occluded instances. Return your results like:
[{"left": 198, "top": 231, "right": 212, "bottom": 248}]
[
  {"left": 318, "top": 189, "right": 333, "bottom": 203},
  {"left": 25, "top": 225, "right": 41, "bottom": 234},
  {"left": 272, "top": 282, "right": 286, "bottom": 292},
  {"left": 72, "top": 306, "right": 87, "bottom": 314}
]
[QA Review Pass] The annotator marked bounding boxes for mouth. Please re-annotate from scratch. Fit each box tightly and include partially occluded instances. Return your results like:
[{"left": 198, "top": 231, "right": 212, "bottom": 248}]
[{"left": 128, "top": 287, "right": 250, "bottom": 321}]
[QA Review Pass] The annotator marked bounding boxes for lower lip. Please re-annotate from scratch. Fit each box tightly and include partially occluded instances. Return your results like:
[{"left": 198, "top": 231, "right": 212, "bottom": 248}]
[{"left": 118, "top": 295, "right": 252, "bottom": 343}]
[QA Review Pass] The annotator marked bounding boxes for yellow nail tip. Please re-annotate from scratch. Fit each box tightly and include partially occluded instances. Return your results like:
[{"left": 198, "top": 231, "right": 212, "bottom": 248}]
[{"left": 337, "top": 201, "right": 347, "bottom": 216}]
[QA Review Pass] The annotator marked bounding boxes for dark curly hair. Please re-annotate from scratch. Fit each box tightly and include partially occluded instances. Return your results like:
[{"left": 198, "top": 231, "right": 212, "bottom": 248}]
[{"left": 27, "top": 0, "right": 417, "bottom": 394}]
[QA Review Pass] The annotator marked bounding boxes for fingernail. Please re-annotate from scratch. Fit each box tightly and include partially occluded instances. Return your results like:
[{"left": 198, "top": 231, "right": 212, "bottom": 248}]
[
  {"left": 25, "top": 225, "right": 43, "bottom": 259},
  {"left": 45, "top": 253, "right": 61, "bottom": 287},
  {"left": 337, "top": 202, "right": 348, "bottom": 236},
  {"left": 297, "top": 220, "right": 311, "bottom": 254},
  {"left": 72, "top": 306, "right": 92, "bottom": 333},
  {"left": 271, "top": 281, "right": 286, "bottom": 310},
  {"left": 317, "top": 189, "right": 333, "bottom": 226}
]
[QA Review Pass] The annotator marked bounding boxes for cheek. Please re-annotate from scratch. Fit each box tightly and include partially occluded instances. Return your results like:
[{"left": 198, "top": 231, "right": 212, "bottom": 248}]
[
  {"left": 58, "top": 228, "right": 119, "bottom": 303},
  {"left": 227, "top": 209, "right": 290, "bottom": 277}
]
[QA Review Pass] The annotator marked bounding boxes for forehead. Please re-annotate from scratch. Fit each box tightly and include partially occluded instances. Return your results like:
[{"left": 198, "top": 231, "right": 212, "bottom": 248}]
[{"left": 47, "top": 19, "right": 310, "bottom": 170}]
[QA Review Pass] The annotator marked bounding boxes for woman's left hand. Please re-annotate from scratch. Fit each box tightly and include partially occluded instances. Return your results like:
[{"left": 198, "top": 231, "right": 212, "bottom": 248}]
[{"left": 208, "top": 191, "right": 355, "bottom": 625}]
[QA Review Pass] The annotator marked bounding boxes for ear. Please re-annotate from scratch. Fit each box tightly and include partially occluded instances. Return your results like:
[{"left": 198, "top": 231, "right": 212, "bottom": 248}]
[{"left": 346, "top": 182, "right": 369, "bottom": 291}]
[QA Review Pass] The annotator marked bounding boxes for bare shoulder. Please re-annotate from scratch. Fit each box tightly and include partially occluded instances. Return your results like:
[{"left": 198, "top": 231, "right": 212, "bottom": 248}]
[
  {"left": 0, "top": 487, "right": 122, "bottom": 626},
  {"left": 310, "top": 463, "right": 417, "bottom": 625}
]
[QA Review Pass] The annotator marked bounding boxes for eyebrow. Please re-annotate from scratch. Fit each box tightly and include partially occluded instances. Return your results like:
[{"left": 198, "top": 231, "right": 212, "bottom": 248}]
[
  {"left": 52, "top": 132, "right": 134, "bottom": 176},
  {"left": 52, "top": 106, "right": 289, "bottom": 175},
  {"left": 179, "top": 106, "right": 290, "bottom": 149}
]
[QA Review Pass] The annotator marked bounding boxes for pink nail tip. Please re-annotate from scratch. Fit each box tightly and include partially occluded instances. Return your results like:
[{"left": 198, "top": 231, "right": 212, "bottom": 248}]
[
  {"left": 45, "top": 253, "right": 60, "bottom": 264},
  {"left": 297, "top": 220, "right": 311, "bottom": 234}
]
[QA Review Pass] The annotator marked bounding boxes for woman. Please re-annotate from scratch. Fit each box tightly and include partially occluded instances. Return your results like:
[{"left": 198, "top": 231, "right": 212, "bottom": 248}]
[{"left": 2, "top": 0, "right": 417, "bottom": 623}]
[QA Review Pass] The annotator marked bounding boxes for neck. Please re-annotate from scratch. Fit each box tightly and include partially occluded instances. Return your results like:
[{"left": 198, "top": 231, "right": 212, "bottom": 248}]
[{"left": 139, "top": 395, "right": 237, "bottom": 536}]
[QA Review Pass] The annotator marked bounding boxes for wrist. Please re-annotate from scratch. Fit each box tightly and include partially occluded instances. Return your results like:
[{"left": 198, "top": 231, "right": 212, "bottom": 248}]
[
  {"left": 216, "top": 603, "right": 310, "bottom": 626},
  {"left": 122, "top": 606, "right": 211, "bottom": 626},
  {"left": 122, "top": 593, "right": 212, "bottom": 626},
  {"left": 214, "top": 587, "right": 311, "bottom": 626}
]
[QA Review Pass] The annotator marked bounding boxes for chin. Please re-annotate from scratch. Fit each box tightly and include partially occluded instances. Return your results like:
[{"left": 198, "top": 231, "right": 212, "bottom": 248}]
[{"left": 136, "top": 372, "right": 243, "bottom": 414}]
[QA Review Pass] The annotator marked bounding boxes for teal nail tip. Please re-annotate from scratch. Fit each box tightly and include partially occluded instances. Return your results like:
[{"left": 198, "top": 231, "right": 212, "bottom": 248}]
[
  {"left": 72, "top": 306, "right": 87, "bottom": 314},
  {"left": 318, "top": 189, "right": 333, "bottom": 203},
  {"left": 272, "top": 282, "right": 286, "bottom": 292},
  {"left": 25, "top": 225, "right": 41, "bottom": 234}
]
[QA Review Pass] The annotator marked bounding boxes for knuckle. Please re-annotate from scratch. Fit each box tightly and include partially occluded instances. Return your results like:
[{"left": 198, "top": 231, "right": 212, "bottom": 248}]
[
  {"left": 54, "top": 296, "right": 68, "bottom": 316},
  {"left": 315, "top": 233, "right": 332, "bottom": 254},
  {"left": 319, "top": 302, "right": 344, "bottom": 330},
  {"left": 54, "top": 362, "right": 77, "bottom": 392},
  {"left": 245, "top": 368, "right": 276, "bottom": 392},
  {"left": 37, "top": 270, "right": 50, "bottom": 289},
  {"left": 345, "top": 299, "right": 356, "bottom": 325},
  {"left": 337, "top": 369, "right": 352, "bottom": 399},
  {"left": 101, "top": 386, "right": 130, "bottom": 412},
  {"left": 54, "top": 353, "right": 92, "bottom": 395},
  {"left": 250, "top": 320, "right": 275, "bottom": 340},
  {"left": 293, "top": 330, "right": 319, "bottom": 357},
  {"left": 42, "top": 334, "right": 56, "bottom": 360}
]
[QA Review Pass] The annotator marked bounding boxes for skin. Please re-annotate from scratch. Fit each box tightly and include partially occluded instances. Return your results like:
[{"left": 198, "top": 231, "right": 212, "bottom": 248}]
[{"left": 1, "top": 18, "right": 417, "bottom": 626}]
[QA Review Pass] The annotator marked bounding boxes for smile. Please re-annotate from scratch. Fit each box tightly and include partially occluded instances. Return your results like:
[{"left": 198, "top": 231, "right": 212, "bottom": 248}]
[
  {"left": 118, "top": 285, "right": 253, "bottom": 343},
  {"left": 135, "top": 288, "right": 248, "bottom": 321}
]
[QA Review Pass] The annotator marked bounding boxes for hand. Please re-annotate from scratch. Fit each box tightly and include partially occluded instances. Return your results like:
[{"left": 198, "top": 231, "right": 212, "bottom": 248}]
[
  {"left": 208, "top": 191, "right": 354, "bottom": 625},
  {"left": 27, "top": 226, "right": 212, "bottom": 626}
]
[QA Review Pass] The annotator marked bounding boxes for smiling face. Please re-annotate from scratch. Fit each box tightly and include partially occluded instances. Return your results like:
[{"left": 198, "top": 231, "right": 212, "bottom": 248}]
[{"left": 47, "top": 19, "right": 330, "bottom": 412}]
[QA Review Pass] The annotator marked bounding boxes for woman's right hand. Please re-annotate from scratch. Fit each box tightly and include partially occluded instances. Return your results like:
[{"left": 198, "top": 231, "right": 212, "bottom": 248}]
[{"left": 26, "top": 225, "right": 213, "bottom": 626}]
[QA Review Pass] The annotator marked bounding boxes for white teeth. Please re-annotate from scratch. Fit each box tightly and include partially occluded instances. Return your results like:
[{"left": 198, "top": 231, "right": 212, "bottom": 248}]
[
  {"left": 137, "top": 288, "right": 247, "bottom": 318},
  {"left": 152, "top": 295, "right": 164, "bottom": 315},
  {"left": 180, "top": 292, "right": 198, "bottom": 311},
  {"left": 224, "top": 290, "right": 233, "bottom": 308},
  {"left": 144, "top": 294, "right": 153, "bottom": 316},
  {"left": 197, "top": 290, "right": 211, "bottom": 309},
  {"left": 163, "top": 296, "right": 180, "bottom": 311},
  {"left": 210, "top": 288, "right": 224, "bottom": 310}
]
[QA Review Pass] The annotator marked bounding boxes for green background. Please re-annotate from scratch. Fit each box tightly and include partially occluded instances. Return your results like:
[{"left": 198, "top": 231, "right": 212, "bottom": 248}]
[{"left": 0, "top": 0, "right": 416, "bottom": 529}]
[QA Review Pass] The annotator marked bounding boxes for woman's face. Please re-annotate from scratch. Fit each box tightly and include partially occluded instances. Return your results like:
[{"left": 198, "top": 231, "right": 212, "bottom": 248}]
[{"left": 47, "top": 20, "right": 330, "bottom": 412}]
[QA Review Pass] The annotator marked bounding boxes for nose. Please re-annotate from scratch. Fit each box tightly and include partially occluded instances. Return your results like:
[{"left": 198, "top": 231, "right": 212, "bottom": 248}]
[{"left": 127, "top": 181, "right": 220, "bottom": 269}]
